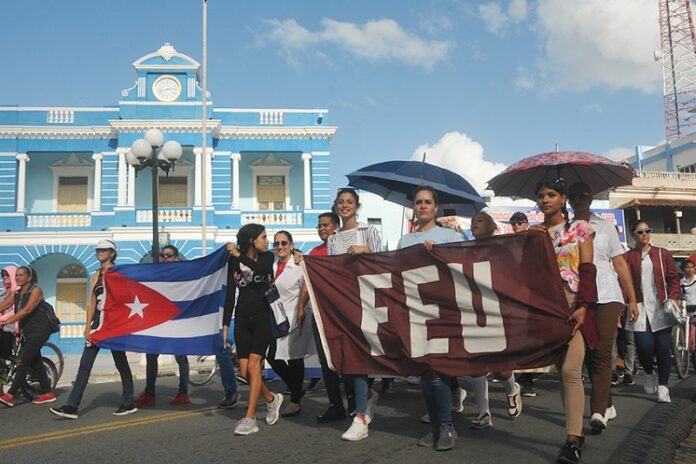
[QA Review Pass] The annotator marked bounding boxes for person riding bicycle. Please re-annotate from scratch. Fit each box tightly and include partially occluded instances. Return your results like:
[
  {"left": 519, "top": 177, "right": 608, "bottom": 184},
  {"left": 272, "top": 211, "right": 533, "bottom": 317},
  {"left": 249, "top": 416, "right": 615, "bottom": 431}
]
[
  {"left": 0, "top": 266, "right": 57, "bottom": 407},
  {"left": 681, "top": 259, "right": 696, "bottom": 315}
]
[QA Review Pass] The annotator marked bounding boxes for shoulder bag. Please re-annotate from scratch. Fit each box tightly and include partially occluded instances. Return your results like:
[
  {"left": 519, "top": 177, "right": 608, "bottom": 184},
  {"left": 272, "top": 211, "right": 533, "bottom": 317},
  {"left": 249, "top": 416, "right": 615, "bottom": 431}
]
[{"left": 659, "top": 248, "right": 685, "bottom": 326}]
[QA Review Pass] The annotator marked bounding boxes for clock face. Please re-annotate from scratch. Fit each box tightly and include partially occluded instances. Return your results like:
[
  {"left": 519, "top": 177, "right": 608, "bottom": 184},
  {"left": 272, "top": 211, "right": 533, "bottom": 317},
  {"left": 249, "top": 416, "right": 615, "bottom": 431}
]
[{"left": 152, "top": 75, "right": 182, "bottom": 102}]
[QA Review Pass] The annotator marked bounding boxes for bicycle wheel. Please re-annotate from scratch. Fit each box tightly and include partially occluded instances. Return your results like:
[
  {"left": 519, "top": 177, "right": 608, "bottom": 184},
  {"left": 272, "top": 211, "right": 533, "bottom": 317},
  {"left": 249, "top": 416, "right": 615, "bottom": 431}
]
[
  {"left": 672, "top": 323, "right": 690, "bottom": 379},
  {"left": 187, "top": 355, "right": 218, "bottom": 386},
  {"left": 42, "top": 342, "right": 64, "bottom": 382},
  {"left": 21, "top": 357, "right": 58, "bottom": 400}
]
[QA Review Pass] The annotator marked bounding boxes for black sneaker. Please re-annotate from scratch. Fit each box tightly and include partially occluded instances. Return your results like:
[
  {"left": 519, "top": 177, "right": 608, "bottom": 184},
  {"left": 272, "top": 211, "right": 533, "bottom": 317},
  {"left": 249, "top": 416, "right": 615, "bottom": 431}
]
[
  {"left": 113, "top": 404, "right": 138, "bottom": 416},
  {"left": 217, "top": 392, "right": 240, "bottom": 409},
  {"left": 316, "top": 404, "right": 346, "bottom": 423},
  {"left": 622, "top": 372, "right": 635, "bottom": 385},
  {"left": 556, "top": 440, "right": 582, "bottom": 464},
  {"left": 610, "top": 372, "right": 620, "bottom": 387},
  {"left": 521, "top": 382, "right": 537, "bottom": 398},
  {"left": 49, "top": 405, "right": 79, "bottom": 420}
]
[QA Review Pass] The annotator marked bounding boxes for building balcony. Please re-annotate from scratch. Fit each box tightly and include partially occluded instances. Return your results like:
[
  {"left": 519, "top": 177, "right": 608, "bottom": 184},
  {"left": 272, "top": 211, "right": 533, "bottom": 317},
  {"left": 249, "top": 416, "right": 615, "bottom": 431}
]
[
  {"left": 240, "top": 210, "right": 304, "bottom": 226},
  {"left": 650, "top": 233, "right": 696, "bottom": 255},
  {"left": 135, "top": 208, "right": 194, "bottom": 223},
  {"left": 26, "top": 213, "right": 92, "bottom": 228}
]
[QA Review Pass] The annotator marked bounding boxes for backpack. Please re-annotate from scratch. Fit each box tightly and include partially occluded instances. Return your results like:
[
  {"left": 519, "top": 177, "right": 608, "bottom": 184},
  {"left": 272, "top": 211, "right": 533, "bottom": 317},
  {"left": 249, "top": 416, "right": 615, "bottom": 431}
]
[{"left": 41, "top": 300, "right": 61, "bottom": 334}]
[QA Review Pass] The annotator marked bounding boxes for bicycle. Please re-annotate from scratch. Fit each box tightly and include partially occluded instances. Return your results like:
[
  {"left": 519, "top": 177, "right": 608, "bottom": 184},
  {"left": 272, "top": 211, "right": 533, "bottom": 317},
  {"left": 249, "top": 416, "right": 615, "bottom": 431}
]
[
  {"left": 0, "top": 334, "right": 61, "bottom": 399},
  {"left": 188, "top": 343, "right": 246, "bottom": 387},
  {"left": 671, "top": 304, "right": 694, "bottom": 379}
]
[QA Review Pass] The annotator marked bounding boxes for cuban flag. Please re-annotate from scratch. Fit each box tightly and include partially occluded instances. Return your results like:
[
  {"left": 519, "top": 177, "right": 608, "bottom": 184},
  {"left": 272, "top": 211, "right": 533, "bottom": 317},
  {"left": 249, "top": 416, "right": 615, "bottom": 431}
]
[{"left": 91, "top": 246, "right": 229, "bottom": 355}]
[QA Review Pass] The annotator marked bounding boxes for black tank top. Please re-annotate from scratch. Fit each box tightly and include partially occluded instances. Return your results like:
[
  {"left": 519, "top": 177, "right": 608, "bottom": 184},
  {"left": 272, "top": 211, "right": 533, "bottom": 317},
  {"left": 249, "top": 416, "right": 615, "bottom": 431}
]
[{"left": 91, "top": 270, "right": 105, "bottom": 329}]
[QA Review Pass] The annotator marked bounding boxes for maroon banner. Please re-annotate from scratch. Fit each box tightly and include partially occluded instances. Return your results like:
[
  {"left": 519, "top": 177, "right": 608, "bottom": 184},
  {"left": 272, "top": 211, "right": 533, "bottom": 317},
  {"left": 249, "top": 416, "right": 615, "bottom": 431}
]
[{"left": 303, "top": 230, "right": 572, "bottom": 377}]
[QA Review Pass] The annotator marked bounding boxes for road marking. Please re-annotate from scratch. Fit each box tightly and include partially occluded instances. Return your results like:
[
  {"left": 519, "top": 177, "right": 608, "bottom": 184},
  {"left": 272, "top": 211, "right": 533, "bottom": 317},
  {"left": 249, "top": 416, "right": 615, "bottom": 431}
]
[{"left": 0, "top": 407, "right": 223, "bottom": 450}]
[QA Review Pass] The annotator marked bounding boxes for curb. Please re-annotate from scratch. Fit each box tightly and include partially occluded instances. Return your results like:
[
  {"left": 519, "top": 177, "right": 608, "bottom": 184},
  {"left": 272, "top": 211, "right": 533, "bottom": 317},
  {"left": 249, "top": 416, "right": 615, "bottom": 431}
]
[
  {"left": 56, "top": 365, "right": 181, "bottom": 389},
  {"left": 610, "top": 374, "right": 696, "bottom": 463}
]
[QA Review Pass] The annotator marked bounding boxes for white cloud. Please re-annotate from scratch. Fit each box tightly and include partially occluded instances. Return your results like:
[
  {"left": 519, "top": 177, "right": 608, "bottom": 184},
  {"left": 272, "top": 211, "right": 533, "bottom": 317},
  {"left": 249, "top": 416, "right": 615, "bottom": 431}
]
[
  {"left": 581, "top": 103, "right": 603, "bottom": 113},
  {"left": 258, "top": 18, "right": 453, "bottom": 70},
  {"left": 410, "top": 131, "right": 507, "bottom": 194},
  {"left": 420, "top": 15, "right": 453, "bottom": 34},
  {"left": 508, "top": 0, "right": 529, "bottom": 22},
  {"left": 515, "top": 65, "right": 535, "bottom": 90},
  {"left": 479, "top": 3, "right": 509, "bottom": 35},
  {"left": 535, "top": 0, "right": 661, "bottom": 93},
  {"left": 605, "top": 146, "right": 634, "bottom": 161}
]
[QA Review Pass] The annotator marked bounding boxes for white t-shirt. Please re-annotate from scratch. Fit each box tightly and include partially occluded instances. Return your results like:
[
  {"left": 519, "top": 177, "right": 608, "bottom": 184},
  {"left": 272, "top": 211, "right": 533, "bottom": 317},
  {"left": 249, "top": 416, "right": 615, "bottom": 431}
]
[
  {"left": 681, "top": 275, "right": 696, "bottom": 307},
  {"left": 589, "top": 213, "right": 625, "bottom": 304}
]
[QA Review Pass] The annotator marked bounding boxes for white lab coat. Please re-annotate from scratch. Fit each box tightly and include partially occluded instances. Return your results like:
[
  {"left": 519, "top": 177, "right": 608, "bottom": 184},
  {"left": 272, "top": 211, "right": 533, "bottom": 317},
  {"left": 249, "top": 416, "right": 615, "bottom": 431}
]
[{"left": 273, "top": 258, "right": 316, "bottom": 360}]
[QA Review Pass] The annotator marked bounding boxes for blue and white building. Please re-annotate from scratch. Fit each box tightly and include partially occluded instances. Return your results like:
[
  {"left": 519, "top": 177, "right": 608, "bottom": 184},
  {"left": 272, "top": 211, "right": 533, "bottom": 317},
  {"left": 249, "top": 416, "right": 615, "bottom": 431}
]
[{"left": 0, "top": 43, "right": 336, "bottom": 354}]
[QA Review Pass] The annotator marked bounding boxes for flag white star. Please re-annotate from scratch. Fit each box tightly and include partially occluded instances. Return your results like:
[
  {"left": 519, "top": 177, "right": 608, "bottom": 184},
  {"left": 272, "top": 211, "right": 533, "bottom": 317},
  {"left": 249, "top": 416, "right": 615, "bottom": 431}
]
[{"left": 126, "top": 296, "right": 149, "bottom": 319}]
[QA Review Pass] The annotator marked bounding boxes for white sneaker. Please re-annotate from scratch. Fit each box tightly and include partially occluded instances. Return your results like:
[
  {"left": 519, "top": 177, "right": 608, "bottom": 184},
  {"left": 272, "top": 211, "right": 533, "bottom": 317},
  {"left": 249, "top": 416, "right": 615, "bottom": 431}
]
[
  {"left": 590, "top": 412, "right": 607, "bottom": 431},
  {"left": 365, "top": 389, "right": 379, "bottom": 422},
  {"left": 643, "top": 372, "right": 657, "bottom": 394},
  {"left": 234, "top": 417, "right": 259, "bottom": 435},
  {"left": 506, "top": 382, "right": 522, "bottom": 418},
  {"left": 341, "top": 416, "right": 369, "bottom": 441},
  {"left": 604, "top": 405, "right": 617, "bottom": 422},
  {"left": 657, "top": 385, "right": 671, "bottom": 403},
  {"left": 451, "top": 387, "right": 467, "bottom": 412},
  {"left": 265, "top": 393, "right": 283, "bottom": 425},
  {"left": 420, "top": 412, "right": 431, "bottom": 424}
]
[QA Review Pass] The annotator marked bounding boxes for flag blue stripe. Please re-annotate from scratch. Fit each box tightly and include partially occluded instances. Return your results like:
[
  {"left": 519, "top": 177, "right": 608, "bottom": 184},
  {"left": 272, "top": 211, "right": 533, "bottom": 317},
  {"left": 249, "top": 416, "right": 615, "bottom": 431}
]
[
  {"left": 111, "top": 246, "right": 228, "bottom": 282},
  {"left": 97, "top": 333, "right": 223, "bottom": 356},
  {"left": 172, "top": 289, "right": 226, "bottom": 320}
]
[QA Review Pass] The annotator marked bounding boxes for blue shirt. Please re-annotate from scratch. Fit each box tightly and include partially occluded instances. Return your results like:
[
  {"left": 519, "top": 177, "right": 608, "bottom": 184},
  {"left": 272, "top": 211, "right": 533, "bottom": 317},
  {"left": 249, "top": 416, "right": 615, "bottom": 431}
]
[{"left": 397, "top": 227, "right": 463, "bottom": 249}]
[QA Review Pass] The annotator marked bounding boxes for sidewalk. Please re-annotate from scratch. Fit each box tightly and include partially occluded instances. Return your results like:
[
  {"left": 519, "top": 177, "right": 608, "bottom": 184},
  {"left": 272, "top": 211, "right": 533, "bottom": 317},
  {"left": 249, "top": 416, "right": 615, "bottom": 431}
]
[{"left": 56, "top": 352, "right": 184, "bottom": 388}]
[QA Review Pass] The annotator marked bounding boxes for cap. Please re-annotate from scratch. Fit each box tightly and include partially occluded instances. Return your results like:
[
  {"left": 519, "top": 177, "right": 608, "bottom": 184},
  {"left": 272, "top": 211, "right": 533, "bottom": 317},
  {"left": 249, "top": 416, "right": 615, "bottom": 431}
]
[
  {"left": 95, "top": 239, "right": 117, "bottom": 250},
  {"left": 509, "top": 212, "right": 528, "bottom": 224}
]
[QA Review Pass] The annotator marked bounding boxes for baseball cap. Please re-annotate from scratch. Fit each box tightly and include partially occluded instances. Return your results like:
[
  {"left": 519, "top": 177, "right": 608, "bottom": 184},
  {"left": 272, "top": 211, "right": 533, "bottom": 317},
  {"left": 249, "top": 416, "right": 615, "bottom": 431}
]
[
  {"left": 509, "top": 212, "right": 528, "bottom": 224},
  {"left": 95, "top": 239, "right": 117, "bottom": 250}
]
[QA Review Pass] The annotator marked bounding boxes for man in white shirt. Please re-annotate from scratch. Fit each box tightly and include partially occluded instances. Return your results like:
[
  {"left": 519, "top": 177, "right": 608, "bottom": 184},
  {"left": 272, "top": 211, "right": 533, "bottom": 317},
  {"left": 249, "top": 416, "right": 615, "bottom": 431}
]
[{"left": 569, "top": 182, "right": 639, "bottom": 432}]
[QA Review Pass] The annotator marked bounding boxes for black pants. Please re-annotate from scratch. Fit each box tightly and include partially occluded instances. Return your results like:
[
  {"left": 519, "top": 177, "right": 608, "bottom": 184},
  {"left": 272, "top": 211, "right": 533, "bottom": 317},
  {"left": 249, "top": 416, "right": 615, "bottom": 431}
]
[
  {"left": 268, "top": 339, "right": 305, "bottom": 403},
  {"left": 312, "top": 321, "right": 344, "bottom": 407},
  {"left": 8, "top": 333, "right": 51, "bottom": 396},
  {"left": 0, "top": 332, "right": 13, "bottom": 359}
]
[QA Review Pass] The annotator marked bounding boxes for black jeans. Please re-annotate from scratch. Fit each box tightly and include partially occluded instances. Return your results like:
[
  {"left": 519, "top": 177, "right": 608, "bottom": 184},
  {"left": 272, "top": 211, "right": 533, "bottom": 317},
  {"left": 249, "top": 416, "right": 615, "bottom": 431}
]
[
  {"left": 312, "top": 321, "right": 344, "bottom": 408},
  {"left": 67, "top": 344, "right": 134, "bottom": 409},
  {"left": 0, "top": 331, "right": 13, "bottom": 359},
  {"left": 8, "top": 333, "right": 51, "bottom": 396}
]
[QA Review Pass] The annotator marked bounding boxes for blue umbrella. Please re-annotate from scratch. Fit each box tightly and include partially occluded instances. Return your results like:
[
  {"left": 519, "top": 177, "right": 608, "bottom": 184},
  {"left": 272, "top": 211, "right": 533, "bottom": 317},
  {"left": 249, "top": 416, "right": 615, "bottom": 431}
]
[{"left": 346, "top": 160, "right": 487, "bottom": 217}]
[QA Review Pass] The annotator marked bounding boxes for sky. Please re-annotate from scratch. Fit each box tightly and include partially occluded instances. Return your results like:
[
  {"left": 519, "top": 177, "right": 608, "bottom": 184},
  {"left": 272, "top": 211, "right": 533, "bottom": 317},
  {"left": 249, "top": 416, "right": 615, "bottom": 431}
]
[{"left": 0, "top": 0, "right": 667, "bottom": 194}]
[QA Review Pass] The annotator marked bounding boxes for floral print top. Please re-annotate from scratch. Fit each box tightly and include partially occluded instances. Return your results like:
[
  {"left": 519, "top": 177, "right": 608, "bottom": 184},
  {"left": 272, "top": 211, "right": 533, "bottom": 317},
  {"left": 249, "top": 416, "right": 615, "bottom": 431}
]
[{"left": 547, "top": 219, "right": 594, "bottom": 293}]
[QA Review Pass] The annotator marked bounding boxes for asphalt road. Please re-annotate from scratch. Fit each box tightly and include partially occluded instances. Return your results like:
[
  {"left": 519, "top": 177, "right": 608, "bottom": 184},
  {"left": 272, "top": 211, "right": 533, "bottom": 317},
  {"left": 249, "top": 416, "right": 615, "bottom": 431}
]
[{"left": 1, "top": 371, "right": 689, "bottom": 464}]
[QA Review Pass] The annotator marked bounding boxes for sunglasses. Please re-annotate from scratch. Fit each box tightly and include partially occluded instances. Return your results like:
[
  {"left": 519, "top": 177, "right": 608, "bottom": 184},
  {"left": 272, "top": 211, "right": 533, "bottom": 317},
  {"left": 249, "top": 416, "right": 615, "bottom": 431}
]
[
  {"left": 95, "top": 248, "right": 112, "bottom": 253},
  {"left": 161, "top": 253, "right": 176, "bottom": 258},
  {"left": 634, "top": 228, "right": 652, "bottom": 235},
  {"left": 274, "top": 240, "right": 291, "bottom": 247},
  {"left": 510, "top": 221, "right": 527, "bottom": 226},
  {"left": 569, "top": 192, "right": 591, "bottom": 201}
]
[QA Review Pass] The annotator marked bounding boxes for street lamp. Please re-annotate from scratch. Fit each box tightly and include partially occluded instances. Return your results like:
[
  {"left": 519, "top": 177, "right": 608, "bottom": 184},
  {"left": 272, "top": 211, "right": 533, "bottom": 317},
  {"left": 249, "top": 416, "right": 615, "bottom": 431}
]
[{"left": 128, "top": 128, "right": 183, "bottom": 263}]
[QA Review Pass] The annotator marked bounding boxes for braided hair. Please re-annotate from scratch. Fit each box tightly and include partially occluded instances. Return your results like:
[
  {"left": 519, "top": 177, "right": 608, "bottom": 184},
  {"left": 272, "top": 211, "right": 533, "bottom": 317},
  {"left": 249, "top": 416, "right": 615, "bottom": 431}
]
[{"left": 536, "top": 177, "right": 571, "bottom": 231}]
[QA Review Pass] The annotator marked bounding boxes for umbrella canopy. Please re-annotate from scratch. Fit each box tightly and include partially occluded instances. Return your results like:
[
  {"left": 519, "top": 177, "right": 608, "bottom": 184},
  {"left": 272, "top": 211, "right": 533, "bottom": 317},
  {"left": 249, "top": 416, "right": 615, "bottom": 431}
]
[
  {"left": 346, "top": 160, "right": 486, "bottom": 217},
  {"left": 486, "top": 151, "right": 635, "bottom": 200}
]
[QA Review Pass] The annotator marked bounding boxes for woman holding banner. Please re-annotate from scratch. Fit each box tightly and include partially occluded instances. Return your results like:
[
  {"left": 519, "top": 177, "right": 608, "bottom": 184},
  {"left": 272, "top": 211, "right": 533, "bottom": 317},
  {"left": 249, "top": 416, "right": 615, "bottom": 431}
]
[
  {"left": 533, "top": 178, "right": 596, "bottom": 464},
  {"left": 468, "top": 211, "right": 523, "bottom": 430},
  {"left": 398, "top": 185, "right": 462, "bottom": 451},
  {"left": 226, "top": 224, "right": 283, "bottom": 436},
  {"left": 328, "top": 187, "right": 382, "bottom": 442}
]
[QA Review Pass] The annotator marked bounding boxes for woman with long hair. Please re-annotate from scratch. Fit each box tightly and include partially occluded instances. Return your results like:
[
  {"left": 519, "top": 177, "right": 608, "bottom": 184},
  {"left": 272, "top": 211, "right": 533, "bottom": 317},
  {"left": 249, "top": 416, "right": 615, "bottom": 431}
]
[
  {"left": 226, "top": 224, "right": 283, "bottom": 435},
  {"left": 533, "top": 178, "right": 596, "bottom": 464},
  {"left": 0, "top": 266, "right": 56, "bottom": 406},
  {"left": 267, "top": 230, "right": 315, "bottom": 417},
  {"left": 0, "top": 266, "right": 18, "bottom": 360},
  {"left": 468, "top": 212, "right": 523, "bottom": 430},
  {"left": 623, "top": 220, "right": 680, "bottom": 403},
  {"left": 681, "top": 259, "right": 696, "bottom": 314},
  {"left": 328, "top": 187, "right": 381, "bottom": 442},
  {"left": 398, "top": 185, "right": 462, "bottom": 451}
]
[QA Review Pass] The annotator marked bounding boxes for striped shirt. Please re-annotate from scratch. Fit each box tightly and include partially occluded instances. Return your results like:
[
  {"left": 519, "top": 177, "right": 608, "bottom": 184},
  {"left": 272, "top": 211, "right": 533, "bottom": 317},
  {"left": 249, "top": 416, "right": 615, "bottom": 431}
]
[{"left": 327, "top": 223, "right": 382, "bottom": 256}]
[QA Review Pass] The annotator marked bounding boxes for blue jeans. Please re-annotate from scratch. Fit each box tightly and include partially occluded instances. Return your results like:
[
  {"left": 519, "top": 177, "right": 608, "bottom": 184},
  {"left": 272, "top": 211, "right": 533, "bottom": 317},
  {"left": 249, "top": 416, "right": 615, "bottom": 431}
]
[
  {"left": 634, "top": 323, "right": 672, "bottom": 386},
  {"left": 68, "top": 344, "right": 134, "bottom": 409},
  {"left": 145, "top": 354, "right": 190, "bottom": 395},
  {"left": 216, "top": 345, "right": 238, "bottom": 396},
  {"left": 346, "top": 375, "right": 369, "bottom": 415},
  {"left": 421, "top": 375, "right": 452, "bottom": 426}
]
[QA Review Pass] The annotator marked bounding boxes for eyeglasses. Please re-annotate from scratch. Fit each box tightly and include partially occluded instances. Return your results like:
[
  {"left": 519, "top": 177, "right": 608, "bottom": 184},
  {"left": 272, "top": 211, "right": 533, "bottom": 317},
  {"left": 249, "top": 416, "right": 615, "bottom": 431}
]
[
  {"left": 161, "top": 253, "right": 176, "bottom": 259},
  {"left": 274, "top": 240, "right": 290, "bottom": 247},
  {"left": 634, "top": 228, "right": 652, "bottom": 235},
  {"left": 95, "top": 248, "right": 112, "bottom": 253},
  {"left": 569, "top": 192, "right": 591, "bottom": 201},
  {"left": 510, "top": 221, "right": 527, "bottom": 226}
]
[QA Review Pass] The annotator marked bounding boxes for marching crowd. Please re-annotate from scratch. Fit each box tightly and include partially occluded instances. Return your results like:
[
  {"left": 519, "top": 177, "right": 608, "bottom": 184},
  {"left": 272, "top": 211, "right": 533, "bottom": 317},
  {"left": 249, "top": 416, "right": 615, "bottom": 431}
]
[{"left": 0, "top": 177, "right": 692, "bottom": 464}]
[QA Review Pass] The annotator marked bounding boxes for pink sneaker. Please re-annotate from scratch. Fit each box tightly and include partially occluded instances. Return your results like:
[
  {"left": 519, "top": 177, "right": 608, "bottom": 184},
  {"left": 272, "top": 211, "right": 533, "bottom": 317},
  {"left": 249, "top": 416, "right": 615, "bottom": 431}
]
[
  {"left": 0, "top": 393, "right": 14, "bottom": 407},
  {"left": 32, "top": 392, "right": 57, "bottom": 404}
]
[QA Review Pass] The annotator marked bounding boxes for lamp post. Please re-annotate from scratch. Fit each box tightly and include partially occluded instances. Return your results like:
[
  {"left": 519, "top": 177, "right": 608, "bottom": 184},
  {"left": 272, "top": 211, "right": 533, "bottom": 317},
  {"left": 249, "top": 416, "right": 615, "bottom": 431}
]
[{"left": 128, "top": 128, "right": 183, "bottom": 263}]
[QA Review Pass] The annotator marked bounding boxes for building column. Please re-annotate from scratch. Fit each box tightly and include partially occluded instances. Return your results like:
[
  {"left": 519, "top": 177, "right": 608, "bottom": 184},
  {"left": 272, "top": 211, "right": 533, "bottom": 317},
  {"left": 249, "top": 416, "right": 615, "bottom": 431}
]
[
  {"left": 92, "top": 153, "right": 103, "bottom": 212},
  {"left": 127, "top": 164, "right": 136, "bottom": 207},
  {"left": 231, "top": 153, "right": 241, "bottom": 209},
  {"left": 16, "top": 153, "right": 29, "bottom": 213},
  {"left": 116, "top": 148, "right": 128, "bottom": 207},
  {"left": 302, "top": 152, "right": 312, "bottom": 210},
  {"left": 193, "top": 147, "right": 202, "bottom": 207}
]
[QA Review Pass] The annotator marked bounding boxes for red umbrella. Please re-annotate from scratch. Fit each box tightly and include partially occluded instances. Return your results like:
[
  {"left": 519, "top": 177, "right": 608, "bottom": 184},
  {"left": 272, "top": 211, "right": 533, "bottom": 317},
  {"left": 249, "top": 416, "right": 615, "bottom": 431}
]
[{"left": 487, "top": 151, "right": 635, "bottom": 200}]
